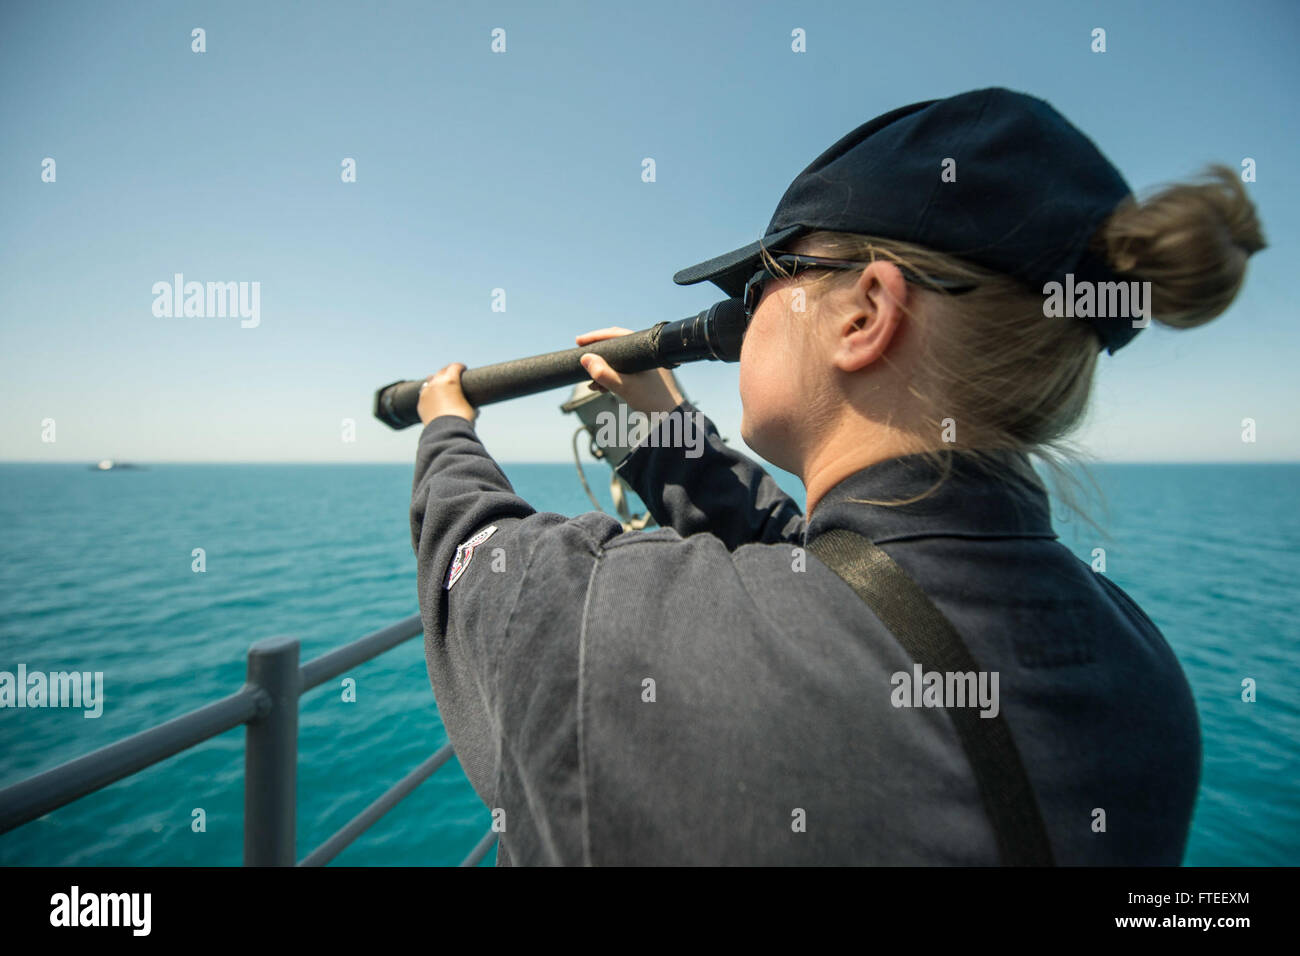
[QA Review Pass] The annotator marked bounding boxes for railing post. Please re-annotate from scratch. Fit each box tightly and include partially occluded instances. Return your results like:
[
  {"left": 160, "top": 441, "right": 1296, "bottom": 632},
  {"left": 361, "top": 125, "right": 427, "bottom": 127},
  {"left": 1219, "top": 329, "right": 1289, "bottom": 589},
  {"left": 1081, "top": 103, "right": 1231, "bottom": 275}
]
[{"left": 244, "top": 635, "right": 300, "bottom": 866}]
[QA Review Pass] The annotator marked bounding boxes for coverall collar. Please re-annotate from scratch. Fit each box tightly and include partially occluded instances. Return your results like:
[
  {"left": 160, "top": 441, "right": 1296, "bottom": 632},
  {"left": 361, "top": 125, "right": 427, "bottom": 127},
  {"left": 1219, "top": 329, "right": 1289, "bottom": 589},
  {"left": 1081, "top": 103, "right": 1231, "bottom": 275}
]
[{"left": 802, "top": 449, "right": 1058, "bottom": 547}]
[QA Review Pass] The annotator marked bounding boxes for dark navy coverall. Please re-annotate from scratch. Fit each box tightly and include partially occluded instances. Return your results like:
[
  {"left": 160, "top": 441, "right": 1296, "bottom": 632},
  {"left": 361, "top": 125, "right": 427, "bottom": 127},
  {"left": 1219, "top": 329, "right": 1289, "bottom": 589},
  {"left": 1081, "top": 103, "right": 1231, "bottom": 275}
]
[{"left": 410, "top": 399, "right": 1202, "bottom": 865}]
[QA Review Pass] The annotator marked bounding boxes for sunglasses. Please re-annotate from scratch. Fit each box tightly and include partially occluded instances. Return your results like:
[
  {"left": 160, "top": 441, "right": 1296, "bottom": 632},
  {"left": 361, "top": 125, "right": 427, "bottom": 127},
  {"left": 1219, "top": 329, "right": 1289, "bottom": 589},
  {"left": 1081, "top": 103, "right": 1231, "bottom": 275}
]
[{"left": 742, "top": 253, "right": 978, "bottom": 320}]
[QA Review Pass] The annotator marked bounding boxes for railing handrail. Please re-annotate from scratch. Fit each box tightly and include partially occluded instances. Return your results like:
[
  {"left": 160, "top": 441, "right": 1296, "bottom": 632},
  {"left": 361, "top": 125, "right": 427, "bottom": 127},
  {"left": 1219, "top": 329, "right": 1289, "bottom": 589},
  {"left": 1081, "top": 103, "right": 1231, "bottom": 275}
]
[
  {"left": 298, "top": 742, "right": 456, "bottom": 867},
  {"left": 0, "top": 686, "right": 266, "bottom": 834},
  {"left": 0, "top": 613, "right": 496, "bottom": 866}
]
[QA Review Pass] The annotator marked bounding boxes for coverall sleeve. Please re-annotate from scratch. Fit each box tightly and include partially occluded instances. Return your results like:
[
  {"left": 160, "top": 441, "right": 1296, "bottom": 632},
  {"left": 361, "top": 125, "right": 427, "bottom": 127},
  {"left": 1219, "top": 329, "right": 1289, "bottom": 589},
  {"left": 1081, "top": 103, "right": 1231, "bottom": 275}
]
[
  {"left": 614, "top": 398, "right": 806, "bottom": 550},
  {"left": 409, "top": 413, "right": 625, "bottom": 811}
]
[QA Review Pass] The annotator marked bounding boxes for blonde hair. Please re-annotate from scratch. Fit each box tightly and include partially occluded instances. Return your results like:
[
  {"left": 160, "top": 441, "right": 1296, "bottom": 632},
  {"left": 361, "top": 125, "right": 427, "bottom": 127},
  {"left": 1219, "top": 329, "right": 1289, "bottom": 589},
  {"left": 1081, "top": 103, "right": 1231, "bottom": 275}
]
[{"left": 760, "top": 164, "right": 1266, "bottom": 514}]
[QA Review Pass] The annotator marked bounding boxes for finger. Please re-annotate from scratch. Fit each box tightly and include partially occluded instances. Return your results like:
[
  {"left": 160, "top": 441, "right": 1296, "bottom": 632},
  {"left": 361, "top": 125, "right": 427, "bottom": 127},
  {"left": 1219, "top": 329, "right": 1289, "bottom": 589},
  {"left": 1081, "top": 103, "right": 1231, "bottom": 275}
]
[
  {"left": 579, "top": 353, "right": 624, "bottom": 392},
  {"left": 575, "top": 327, "right": 635, "bottom": 345},
  {"left": 433, "top": 363, "right": 465, "bottom": 385}
]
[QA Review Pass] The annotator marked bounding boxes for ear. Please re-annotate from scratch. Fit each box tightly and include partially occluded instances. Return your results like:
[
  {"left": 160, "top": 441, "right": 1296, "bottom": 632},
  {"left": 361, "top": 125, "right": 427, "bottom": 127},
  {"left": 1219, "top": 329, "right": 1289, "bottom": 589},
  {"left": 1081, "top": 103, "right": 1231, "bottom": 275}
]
[{"left": 832, "top": 260, "right": 908, "bottom": 372}]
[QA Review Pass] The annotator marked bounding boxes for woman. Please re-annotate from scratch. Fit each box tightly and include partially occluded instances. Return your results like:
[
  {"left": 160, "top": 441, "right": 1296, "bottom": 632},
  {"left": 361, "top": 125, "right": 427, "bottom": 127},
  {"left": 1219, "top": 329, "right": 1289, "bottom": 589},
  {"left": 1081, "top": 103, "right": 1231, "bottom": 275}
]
[{"left": 410, "top": 87, "right": 1264, "bottom": 865}]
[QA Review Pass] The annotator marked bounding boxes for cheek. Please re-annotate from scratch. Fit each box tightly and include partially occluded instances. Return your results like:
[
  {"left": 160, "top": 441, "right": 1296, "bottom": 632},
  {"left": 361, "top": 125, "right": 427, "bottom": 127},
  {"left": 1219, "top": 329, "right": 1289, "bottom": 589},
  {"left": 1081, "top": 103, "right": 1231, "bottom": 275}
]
[
  {"left": 737, "top": 320, "right": 768, "bottom": 410},
  {"left": 738, "top": 308, "right": 793, "bottom": 422}
]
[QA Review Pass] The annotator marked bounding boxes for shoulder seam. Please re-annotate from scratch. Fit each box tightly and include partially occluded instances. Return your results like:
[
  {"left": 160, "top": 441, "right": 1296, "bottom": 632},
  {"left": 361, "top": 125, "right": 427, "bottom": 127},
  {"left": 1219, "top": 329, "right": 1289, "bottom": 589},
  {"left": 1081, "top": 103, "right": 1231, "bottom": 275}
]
[
  {"left": 576, "top": 548, "right": 605, "bottom": 867},
  {"left": 492, "top": 515, "right": 606, "bottom": 866},
  {"left": 490, "top": 517, "right": 605, "bottom": 692}
]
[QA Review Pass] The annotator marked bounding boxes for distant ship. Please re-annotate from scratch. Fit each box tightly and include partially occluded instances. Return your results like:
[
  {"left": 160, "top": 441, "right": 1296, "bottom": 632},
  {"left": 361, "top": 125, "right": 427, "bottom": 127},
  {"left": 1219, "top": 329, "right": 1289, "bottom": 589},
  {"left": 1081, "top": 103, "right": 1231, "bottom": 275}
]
[{"left": 90, "top": 459, "right": 144, "bottom": 471}]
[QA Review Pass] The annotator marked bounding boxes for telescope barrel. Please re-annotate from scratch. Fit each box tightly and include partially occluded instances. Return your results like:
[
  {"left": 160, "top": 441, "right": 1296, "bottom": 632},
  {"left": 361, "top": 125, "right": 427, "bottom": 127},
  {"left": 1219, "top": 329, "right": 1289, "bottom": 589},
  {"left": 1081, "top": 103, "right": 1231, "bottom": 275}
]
[{"left": 374, "top": 297, "right": 745, "bottom": 430}]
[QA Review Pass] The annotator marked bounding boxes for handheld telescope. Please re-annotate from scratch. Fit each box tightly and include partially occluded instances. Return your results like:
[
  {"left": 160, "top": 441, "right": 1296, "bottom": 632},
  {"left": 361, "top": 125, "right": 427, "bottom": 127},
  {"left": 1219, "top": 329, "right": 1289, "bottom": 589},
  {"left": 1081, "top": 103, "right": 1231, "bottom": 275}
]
[{"left": 373, "top": 296, "right": 747, "bottom": 429}]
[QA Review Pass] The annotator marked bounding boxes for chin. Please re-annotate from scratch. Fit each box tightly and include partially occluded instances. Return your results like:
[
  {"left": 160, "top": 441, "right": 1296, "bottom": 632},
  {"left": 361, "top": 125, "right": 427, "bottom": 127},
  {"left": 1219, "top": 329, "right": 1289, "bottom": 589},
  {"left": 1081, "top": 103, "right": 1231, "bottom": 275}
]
[
  {"left": 739, "top": 414, "right": 760, "bottom": 457},
  {"left": 741, "top": 415, "right": 782, "bottom": 470}
]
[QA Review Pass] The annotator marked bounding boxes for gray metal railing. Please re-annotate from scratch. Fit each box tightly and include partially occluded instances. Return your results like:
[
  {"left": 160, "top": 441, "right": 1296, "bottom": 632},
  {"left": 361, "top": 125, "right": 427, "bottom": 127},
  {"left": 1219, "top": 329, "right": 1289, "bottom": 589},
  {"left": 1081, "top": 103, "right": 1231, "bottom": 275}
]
[{"left": 0, "top": 614, "right": 497, "bottom": 867}]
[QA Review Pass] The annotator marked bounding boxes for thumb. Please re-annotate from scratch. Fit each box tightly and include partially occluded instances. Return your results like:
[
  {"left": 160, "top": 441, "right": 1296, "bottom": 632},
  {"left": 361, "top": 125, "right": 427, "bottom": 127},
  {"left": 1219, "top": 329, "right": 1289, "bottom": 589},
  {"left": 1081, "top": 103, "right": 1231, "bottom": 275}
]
[{"left": 580, "top": 353, "right": 624, "bottom": 393}]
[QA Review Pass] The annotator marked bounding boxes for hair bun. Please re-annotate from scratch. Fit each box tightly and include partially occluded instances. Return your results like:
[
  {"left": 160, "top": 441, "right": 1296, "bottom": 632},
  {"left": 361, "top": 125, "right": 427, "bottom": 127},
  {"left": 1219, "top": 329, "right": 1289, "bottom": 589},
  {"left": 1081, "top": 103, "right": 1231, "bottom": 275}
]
[{"left": 1093, "top": 164, "right": 1266, "bottom": 329}]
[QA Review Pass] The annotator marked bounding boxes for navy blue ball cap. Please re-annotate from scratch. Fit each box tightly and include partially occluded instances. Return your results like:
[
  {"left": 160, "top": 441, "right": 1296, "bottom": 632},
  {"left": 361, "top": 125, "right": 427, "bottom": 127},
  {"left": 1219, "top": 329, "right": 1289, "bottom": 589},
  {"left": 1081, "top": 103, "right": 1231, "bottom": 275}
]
[{"left": 674, "top": 87, "right": 1141, "bottom": 353}]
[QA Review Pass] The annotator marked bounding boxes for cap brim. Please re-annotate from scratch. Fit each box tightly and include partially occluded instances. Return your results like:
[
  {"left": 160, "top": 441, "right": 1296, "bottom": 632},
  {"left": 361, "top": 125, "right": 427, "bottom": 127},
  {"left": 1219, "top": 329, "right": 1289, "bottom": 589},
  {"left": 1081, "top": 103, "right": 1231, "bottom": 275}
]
[{"left": 672, "top": 225, "right": 806, "bottom": 297}]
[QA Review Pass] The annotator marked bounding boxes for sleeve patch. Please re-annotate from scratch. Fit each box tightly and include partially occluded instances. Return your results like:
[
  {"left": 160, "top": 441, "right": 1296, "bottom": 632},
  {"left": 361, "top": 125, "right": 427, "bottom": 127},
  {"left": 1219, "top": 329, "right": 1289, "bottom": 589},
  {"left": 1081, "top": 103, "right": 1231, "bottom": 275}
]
[{"left": 445, "top": 525, "right": 499, "bottom": 590}]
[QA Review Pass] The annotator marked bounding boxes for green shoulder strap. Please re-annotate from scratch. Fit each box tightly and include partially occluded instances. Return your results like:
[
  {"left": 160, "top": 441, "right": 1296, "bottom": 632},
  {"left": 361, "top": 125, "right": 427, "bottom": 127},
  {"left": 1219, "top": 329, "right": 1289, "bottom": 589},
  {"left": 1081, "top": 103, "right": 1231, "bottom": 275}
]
[{"left": 807, "top": 528, "right": 1055, "bottom": 866}]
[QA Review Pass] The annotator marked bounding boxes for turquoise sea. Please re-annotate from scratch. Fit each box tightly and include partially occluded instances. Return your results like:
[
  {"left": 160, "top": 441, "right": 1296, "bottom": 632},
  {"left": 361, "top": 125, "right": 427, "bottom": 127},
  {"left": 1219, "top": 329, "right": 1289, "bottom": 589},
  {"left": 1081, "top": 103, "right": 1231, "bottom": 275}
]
[{"left": 0, "top": 461, "right": 1296, "bottom": 866}]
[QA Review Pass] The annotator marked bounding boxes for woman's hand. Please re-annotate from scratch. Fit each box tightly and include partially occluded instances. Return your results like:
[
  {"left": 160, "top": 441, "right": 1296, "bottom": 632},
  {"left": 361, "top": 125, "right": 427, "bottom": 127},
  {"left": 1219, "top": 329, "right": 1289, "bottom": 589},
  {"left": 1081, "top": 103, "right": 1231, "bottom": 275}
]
[
  {"left": 417, "top": 363, "right": 479, "bottom": 425},
  {"left": 576, "top": 328, "right": 687, "bottom": 415}
]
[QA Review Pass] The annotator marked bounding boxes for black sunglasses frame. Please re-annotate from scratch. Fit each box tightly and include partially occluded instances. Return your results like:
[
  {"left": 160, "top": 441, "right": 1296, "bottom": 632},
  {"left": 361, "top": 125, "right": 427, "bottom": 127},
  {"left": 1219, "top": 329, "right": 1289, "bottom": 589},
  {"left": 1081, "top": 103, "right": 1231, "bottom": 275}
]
[{"left": 742, "top": 253, "right": 978, "bottom": 320}]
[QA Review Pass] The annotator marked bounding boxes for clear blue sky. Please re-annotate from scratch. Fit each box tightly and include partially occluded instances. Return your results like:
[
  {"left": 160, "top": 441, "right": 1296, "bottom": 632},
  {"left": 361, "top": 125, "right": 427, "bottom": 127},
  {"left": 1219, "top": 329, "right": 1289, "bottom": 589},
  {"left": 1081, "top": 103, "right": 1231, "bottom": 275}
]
[{"left": 1, "top": 0, "right": 1295, "bottom": 463}]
